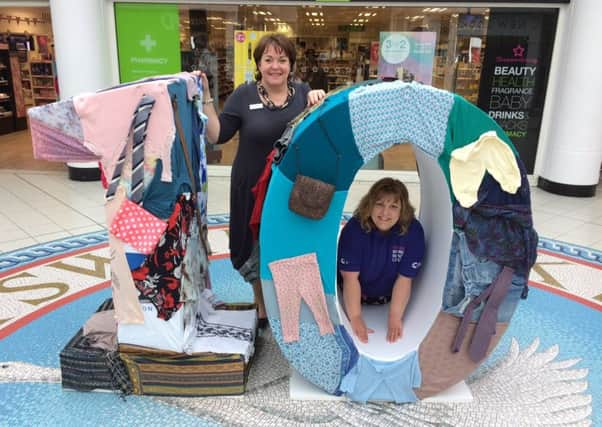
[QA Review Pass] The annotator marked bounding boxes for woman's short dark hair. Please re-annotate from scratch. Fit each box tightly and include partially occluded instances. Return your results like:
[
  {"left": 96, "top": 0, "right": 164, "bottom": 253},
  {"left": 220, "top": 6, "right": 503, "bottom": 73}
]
[{"left": 253, "top": 33, "right": 296, "bottom": 81}]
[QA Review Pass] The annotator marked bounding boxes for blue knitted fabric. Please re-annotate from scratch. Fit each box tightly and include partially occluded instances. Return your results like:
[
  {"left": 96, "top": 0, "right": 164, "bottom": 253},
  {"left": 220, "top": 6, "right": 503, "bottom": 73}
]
[{"left": 347, "top": 81, "right": 454, "bottom": 162}]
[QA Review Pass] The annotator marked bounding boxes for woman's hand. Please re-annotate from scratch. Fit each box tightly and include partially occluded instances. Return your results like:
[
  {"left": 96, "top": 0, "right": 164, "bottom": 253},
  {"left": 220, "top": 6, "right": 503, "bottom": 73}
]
[
  {"left": 191, "top": 70, "right": 210, "bottom": 94},
  {"left": 191, "top": 70, "right": 219, "bottom": 143},
  {"left": 350, "top": 315, "right": 374, "bottom": 344},
  {"left": 307, "top": 89, "right": 326, "bottom": 107},
  {"left": 387, "top": 316, "right": 403, "bottom": 343}
]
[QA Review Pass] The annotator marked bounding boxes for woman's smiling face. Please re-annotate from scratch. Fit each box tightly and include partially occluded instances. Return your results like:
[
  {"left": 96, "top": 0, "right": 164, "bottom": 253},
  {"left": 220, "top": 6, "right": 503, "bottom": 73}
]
[
  {"left": 258, "top": 43, "right": 291, "bottom": 87},
  {"left": 370, "top": 193, "right": 401, "bottom": 232}
]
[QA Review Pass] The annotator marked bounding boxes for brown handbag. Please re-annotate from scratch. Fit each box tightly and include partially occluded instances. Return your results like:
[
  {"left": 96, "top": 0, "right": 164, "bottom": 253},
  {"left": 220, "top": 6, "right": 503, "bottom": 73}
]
[
  {"left": 288, "top": 174, "right": 335, "bottom": 220},
  {"left": 288, "top": 119, "right": 340, "bottom": 220}
]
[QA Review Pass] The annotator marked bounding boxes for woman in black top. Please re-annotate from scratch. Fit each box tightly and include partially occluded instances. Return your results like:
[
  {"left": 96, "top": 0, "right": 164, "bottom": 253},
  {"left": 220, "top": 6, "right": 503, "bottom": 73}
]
[{"left": 199, "top": 34, "right": 326, "bottom": 324}]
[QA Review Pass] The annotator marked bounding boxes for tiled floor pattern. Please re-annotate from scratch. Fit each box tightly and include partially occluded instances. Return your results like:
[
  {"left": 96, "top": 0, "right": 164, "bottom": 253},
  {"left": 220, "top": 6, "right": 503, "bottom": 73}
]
[
  {"left": 0, "top": 168, "right": 600, "bottom": 426},
  {"left": 0, "top": 216, "right": 600, "bottom": 426}
]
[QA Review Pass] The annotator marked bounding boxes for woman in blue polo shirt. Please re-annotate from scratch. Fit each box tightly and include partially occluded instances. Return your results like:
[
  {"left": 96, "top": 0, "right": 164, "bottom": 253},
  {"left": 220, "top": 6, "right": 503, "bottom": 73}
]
[{"left": 338, "top": 178, "right": 425, "bottom": 344}]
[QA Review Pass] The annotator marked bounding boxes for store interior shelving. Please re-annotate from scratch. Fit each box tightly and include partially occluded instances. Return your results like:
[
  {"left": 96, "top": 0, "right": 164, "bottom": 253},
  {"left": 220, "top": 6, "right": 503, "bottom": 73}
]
[
  {"left": 0, "top": 49, "right": 15, "bottom": 134},
  {"left": 30, "top": 60, "right": 57, "bottom": 106}
]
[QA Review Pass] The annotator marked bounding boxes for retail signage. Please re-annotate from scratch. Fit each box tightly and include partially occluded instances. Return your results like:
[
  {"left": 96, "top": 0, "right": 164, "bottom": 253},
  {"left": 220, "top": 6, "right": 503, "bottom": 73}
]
[
  {"left": 234, "top": 30, "right": 269, "bottom": 87},
  {"left": 477, "top": 10, "right": 558, "bottom": 172},
  {"left": 115, "top": 4, "right": 181, "bottom": 83},
  {"left": 378, "top": 32, "right": 436, "bottom": 85}
]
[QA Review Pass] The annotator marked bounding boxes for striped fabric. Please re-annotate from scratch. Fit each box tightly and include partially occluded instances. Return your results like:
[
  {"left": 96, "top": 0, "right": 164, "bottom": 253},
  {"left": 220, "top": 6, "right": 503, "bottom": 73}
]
[
  {"left": 119, "top": 347, "right": 248, "bottom": 396},
  {"left": 106, "top": 95, "right": 155, "bottom": 203},
  {"left": 60, "top": 299, "right": 132, "bottom": 394},
  {"left": 118, "top": 301, "right": 255, "bottom": 397}
]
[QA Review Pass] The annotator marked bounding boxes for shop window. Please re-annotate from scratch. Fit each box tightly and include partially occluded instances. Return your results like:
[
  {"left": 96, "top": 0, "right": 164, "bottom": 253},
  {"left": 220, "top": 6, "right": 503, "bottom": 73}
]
[{"left": 176, "top": 4, "right": 556, "bottom": 174}]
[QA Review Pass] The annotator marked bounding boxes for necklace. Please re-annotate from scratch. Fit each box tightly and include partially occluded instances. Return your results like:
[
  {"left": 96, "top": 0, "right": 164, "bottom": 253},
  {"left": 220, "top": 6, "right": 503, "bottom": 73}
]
[{"left": 256, "top": 82, "right": 295, "bottom": 110}]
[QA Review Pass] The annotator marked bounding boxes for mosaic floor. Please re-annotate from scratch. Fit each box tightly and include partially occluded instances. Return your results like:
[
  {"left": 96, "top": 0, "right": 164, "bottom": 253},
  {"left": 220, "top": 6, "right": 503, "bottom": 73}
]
[{"left": 0, "top": 216, "right": 600, "bottom": 426}]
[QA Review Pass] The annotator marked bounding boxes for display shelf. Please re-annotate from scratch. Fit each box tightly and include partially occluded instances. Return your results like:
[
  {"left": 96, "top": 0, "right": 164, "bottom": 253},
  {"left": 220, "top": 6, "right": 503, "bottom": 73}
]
[
  {"left": 215, "top": 46, "right": 233, "bottom": 99},
  {"left": 30, "top": 60, "right": 57, "bottom": 106},
  {"left": 454, "top": 62, "right": 481, "bottom": 104},
  {"left": 0, "top": 49, "right": 15, "bottom": 134}
]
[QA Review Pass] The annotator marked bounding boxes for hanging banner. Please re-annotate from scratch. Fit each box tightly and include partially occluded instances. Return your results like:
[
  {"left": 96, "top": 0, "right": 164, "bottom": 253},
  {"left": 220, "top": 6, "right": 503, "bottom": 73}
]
[
  {"left": 377, "top": 32, "right": 436, "bottom": 85},
  {"left": 115, "top": 4, "right": 181, "bottom": 83},
  {"left": 477, "top": 10, "right": 558, "bottom": 173},
  {"left": 234, "top": 31, "right": 270, "bottom": 88}
]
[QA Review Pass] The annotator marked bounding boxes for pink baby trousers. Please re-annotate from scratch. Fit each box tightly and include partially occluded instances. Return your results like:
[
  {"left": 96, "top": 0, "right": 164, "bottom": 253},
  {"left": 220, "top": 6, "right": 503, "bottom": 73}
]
[{"left": 268, "top": 253, "right": 335, "bottom": 342}]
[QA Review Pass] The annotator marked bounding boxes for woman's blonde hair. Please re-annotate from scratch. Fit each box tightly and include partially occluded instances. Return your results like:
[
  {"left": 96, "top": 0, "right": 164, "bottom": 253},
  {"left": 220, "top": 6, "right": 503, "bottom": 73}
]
[{"left": 353, "top": 178, "right": 415, "bottom": 234}]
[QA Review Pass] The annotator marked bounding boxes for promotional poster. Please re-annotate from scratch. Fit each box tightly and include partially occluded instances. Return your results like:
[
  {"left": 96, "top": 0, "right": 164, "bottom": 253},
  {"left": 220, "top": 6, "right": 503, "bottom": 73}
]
[
  {"left": 377, "top": 32, "right": 436, "bottom": 84},
  {"left": 234, "top": 30, "right": 269, "bottom": 87}
]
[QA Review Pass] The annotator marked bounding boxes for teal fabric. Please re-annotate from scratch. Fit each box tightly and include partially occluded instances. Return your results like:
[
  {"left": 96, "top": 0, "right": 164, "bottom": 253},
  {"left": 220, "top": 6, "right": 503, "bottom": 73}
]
[
  {"left": 340, "top": 352, "right": 421, "bottom": 403},
  {"left": 259, "top": 167, "right": 345, "bottom": 296},
  {"left": 277, "top": 88, "right": 363, "bottom": 190}
]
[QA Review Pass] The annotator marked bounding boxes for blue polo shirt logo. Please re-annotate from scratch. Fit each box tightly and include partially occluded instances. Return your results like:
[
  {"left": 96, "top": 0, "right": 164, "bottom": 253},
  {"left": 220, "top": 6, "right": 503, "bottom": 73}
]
[{"left": 392, "top": 246, "right": 405, "bottom": 263}]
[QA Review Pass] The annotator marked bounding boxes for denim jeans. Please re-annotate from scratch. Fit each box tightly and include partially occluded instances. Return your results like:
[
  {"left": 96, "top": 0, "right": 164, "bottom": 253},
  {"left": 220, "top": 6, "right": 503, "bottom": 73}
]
[{"left": 442, "top": 229, "right": 526, "bottom": 322}]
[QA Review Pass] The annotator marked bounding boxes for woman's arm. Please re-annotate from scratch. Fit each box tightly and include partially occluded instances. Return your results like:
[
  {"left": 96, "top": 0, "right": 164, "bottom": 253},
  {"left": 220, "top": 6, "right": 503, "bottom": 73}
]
[
  {"left": 197, "top": 71, "right": 220, "bottom": 144},
  {"left": 387, "top": 275, "right": 412, "bottom": 343},
  {"left": 341, "top": 270, "right": 373, "bottom": 343}
]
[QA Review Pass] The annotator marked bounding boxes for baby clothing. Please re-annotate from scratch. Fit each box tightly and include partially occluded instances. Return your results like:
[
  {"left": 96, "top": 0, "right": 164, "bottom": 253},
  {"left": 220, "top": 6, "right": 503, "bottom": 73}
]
[{"left": 268, "top": 253, "right": 335, "bottom": 343}]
